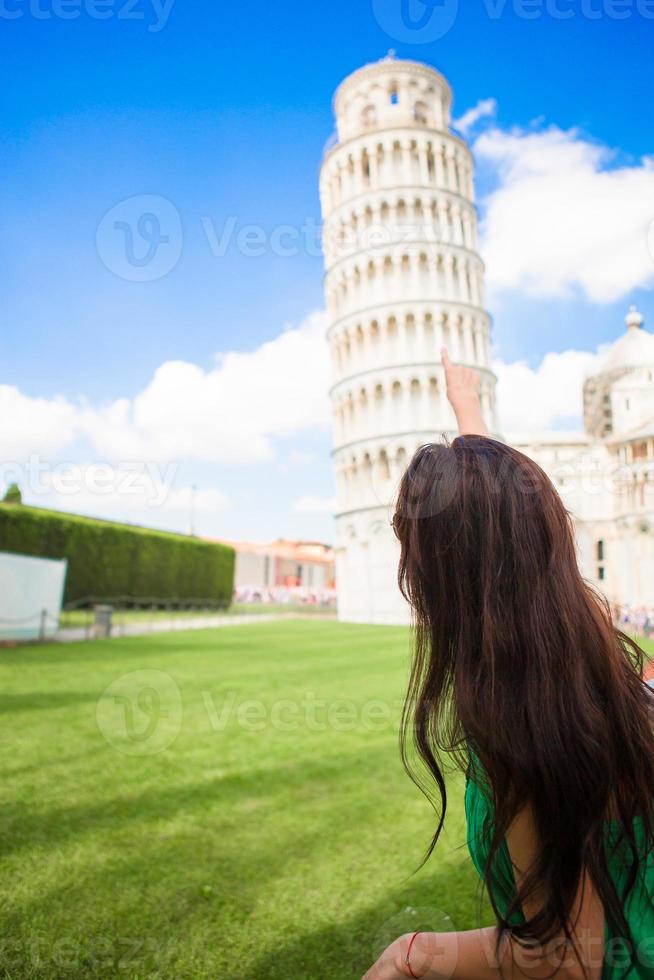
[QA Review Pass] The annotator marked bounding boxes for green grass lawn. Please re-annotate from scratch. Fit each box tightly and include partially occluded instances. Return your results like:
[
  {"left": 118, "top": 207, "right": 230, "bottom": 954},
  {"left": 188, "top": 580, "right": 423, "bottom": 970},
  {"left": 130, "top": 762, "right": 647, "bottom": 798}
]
[
  {"left": 0, "top": 620, "right": 489, "bottom": 980},
  {"left": 640, "top": 637, "right": 654, "bottom": 659}
]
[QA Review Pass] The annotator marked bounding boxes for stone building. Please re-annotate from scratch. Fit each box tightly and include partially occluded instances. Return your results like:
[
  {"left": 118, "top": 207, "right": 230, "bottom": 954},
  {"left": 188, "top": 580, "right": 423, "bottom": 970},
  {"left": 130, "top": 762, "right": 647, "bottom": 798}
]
[{"left": 513, "top": 306, "right": 654, "bottom": 608}]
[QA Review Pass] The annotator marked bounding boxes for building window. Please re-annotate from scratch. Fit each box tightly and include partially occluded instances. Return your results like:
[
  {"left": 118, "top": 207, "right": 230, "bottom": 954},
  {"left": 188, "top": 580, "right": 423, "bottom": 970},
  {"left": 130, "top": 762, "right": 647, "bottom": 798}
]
[
  {"left": 626, "top": 398, "right": 630, "bottom": 411},
  {"left": 596, "top": 539, "right": 605, "bottom": 561},
  {"left": 389, "top": 87, "right": 399, "bottom": 105},
  {"left": 413, "top": 101, "right": 428, "bottom": 123},
  {"left": 598, "top": 566, "right": 605, "bottom": 581},
  {"left": 263, "top": 555, "right": 270, "bottom": 586}
]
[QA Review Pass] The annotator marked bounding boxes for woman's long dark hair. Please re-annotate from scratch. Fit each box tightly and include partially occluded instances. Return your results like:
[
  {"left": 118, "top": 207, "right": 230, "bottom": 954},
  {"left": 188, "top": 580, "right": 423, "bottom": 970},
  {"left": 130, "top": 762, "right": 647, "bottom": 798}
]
[{"left": 394, "top": 435, "right": 654, "bottom": 973}]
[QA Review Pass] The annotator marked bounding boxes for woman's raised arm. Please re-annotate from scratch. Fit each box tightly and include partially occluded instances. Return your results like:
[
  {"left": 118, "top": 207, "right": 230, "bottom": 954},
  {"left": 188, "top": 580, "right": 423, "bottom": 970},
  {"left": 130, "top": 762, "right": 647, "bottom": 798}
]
[{"left": 441, "top": 347, "right": 489, "bottom": 438}]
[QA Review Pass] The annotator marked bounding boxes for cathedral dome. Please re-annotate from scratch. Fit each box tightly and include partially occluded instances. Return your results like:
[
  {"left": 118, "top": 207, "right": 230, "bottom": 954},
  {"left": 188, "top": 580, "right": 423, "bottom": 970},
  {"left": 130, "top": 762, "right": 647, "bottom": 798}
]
[{"left": 599, "top": 306, "right": 654, "bottom": 373}]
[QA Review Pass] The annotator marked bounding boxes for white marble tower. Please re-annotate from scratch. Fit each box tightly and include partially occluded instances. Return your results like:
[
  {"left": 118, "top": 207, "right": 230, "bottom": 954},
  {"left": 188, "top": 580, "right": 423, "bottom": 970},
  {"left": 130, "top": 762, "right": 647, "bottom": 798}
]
[{"left": 319, "top": 56, "right": 497, "bottom": 623}]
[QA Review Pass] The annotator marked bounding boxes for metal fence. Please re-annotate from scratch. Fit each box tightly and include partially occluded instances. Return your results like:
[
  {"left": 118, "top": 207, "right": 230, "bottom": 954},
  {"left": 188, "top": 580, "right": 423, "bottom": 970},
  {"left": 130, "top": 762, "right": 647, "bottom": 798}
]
[
  {"left": 0, "top": 596, "right": 230, "bottom": 643},
  {"left": 0, "top": 608, "right": 58, "bottom": 642},
  {"left": 0, "top": 594, "right": 335, "bottom": 644},
  {"left": 58, "top": 596, "right": 233, "bottom": 640}
]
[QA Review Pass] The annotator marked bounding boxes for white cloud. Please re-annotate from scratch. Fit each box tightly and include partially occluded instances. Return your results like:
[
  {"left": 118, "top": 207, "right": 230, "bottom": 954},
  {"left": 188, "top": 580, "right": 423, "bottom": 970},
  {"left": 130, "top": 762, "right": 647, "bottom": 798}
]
[
  {"left": 0, "top": 385, "right": 78, "bottom": 459},
  {"left": 0, "top": 312, "right": 331, "bottom": 467},
  {"left": 292, "top": 495, "right": 336, "bottom": 513},
  {"left": 287, "top": 450, "right": 318, "bottom": 466},
  {"left": 493, "top": 347, "right": 603, "bottom": 433},
  {"left": 80, "top": 310, "right": 331, "bottom": 464},
  {"left": 475, "top": 126, "right": 654, "bottom": 303},
  {"left": 454, "top": 98, "right": 497, "bottom": 136}
]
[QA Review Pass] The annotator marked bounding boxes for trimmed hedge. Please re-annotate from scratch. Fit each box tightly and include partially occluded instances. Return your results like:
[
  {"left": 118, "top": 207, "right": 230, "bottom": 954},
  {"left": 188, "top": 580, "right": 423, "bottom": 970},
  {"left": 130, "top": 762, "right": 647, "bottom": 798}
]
[{"left": 0, "top": 504, "right": 235, "bottom": 606}]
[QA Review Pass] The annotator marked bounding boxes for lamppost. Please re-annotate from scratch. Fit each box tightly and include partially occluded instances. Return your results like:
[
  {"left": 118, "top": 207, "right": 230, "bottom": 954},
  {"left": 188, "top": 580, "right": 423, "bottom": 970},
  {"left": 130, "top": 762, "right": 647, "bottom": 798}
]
[{"left": 189, "top": 483, "right": 197, "bottom": 537}]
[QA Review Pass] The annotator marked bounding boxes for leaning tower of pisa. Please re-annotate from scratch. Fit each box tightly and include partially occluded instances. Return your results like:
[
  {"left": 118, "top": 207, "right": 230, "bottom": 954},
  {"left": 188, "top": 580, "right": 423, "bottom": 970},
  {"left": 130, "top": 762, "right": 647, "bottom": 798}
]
[{"left": 319, "top": 56, "right": 498, "bottom": 624}]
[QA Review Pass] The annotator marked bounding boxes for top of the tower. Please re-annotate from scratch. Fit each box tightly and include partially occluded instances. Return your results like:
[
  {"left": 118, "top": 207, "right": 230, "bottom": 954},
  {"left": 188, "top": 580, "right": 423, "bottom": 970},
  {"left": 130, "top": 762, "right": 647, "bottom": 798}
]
[
  {"left": 593, "top": 306, "right": 654, "bottom": 376},
  {"left": 331, "top": 56, "right": 453, "bottom": 144},
  {"left": 625, "top": 304, "right": 644, "bottom": 330},
  {"left": 582, "top": 305, "right": 654, "bottom": 438}
]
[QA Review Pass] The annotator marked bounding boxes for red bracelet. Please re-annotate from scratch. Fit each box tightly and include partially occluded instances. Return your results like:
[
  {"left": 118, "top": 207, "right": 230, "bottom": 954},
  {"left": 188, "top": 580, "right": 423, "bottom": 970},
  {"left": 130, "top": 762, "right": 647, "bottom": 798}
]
[{"left": 405, "top": 931, "right": 420, "bottom": 979}]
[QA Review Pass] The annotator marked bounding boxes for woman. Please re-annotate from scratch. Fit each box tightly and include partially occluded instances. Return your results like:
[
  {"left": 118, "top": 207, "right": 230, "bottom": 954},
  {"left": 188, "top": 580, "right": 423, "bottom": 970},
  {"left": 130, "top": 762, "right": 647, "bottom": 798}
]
[{"left": 363, "top": 352, "right": 654, "bottom": 980}]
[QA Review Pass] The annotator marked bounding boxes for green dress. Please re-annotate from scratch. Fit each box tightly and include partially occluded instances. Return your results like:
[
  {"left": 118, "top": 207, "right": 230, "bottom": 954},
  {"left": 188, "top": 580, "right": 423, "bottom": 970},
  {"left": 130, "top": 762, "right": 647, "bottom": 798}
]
[{"left": 464, "top": 762, "right": 654, "bottom": 978}]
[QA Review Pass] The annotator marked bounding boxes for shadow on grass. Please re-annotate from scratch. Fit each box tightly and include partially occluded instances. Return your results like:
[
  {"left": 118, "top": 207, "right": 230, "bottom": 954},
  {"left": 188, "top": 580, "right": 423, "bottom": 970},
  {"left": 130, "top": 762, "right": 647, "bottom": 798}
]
[
  {"left": 0, "top": 738, "right": 481, "bottom": 978},
  {"left": 0, "top": 820, "right": 489, "bottom": 980},
  {"left": 0, "top": 745, "right": 111, "bottom": 781},
  {"left": 246, "top": 862, "right": 491, "bottom": 980},
  {"left": 0, "top": 738, "right": 408, "bottom": 858},
  {"left": 0, "top": 691, "right": 98, "bottom": 713}
]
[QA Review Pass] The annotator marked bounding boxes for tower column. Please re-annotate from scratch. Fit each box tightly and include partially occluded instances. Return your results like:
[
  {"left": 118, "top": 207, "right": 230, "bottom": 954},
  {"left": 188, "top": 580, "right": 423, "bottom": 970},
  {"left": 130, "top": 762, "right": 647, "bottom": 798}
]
[{"left": 418, "top": 142, "right": 430, "bottom": 185}]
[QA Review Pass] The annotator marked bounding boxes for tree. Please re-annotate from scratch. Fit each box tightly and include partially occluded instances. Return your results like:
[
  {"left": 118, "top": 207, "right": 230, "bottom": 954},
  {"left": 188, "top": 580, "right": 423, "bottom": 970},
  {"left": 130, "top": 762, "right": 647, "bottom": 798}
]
[{"left": 2, "top": 483, "right": 22, "bottom": 505}]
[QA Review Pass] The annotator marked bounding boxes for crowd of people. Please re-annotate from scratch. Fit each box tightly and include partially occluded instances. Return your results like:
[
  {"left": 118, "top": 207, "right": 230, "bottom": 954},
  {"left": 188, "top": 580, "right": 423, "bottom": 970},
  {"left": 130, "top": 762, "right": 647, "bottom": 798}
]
[
  {"left": 234, "top": 585, "right": 337, "bottom": 608},
  {"left": 611, "top": 603, "right": 654, "bottom": 638}
]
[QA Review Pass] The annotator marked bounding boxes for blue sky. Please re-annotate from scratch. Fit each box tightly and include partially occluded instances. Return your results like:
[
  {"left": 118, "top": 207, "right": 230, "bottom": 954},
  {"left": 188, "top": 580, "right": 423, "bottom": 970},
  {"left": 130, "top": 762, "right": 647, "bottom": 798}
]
[{"left": 2, "top": 0, "right": 654, "bottom": 541}]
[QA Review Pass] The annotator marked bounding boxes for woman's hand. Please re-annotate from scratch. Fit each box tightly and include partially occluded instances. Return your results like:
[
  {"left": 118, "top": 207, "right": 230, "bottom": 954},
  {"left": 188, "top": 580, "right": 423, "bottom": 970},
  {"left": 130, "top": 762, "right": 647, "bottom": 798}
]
[
  {"left": 362, "top": 934, "right": 414, "bottom": 980},
  {"left": 442, "top": 347, "right": 480, "bottom": 410},
  {"left": 362, "top": 932, "right": 449, "bottom": 980},
  {"left": 441, "top": 347, "right": 489, "bottom": 437}
]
